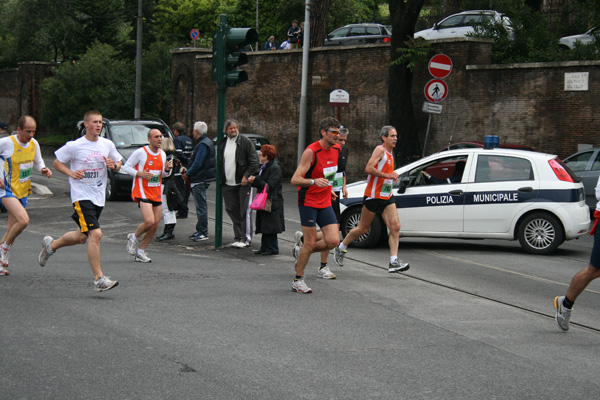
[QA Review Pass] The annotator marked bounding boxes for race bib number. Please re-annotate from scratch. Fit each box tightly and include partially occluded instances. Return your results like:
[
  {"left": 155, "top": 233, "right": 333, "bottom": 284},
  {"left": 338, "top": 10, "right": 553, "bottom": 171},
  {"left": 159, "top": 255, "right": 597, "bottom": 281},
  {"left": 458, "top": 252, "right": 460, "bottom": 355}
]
[
  {"left": 82, "top": 162, "right": 106, "bottom": 185},
  {"left": 148, "top": 170, "right": 161, "bottom": 187},
  {"left": 380, "top": 179, "right": 393, "bottom": 198},
  {"left": 323, "top": 166, "right": 338, "bottom": 186},
  {"left": 332, "top": 172, "right": 344, "bottom": 192},
  {"left": 19, "top": 162, "right": 33, "bottom": 183}
]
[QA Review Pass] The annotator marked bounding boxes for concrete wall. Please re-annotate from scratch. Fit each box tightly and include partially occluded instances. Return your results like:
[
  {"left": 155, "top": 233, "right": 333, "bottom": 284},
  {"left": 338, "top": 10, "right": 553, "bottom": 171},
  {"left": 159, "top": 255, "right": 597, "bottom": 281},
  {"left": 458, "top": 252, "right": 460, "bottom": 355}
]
[{"left": 171, "top": 39, "right": 600, "bottom": 182}]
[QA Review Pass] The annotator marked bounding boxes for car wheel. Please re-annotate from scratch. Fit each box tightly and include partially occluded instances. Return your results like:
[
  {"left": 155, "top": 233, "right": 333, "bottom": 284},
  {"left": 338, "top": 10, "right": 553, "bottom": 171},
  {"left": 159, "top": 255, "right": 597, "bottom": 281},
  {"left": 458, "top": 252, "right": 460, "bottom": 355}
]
[
  {"left": 106, "top": 174, "right": 118, "bottom": 201},
  {"left": 340, "top": 206, "right": 382, "bottom": 248},
  {"left": 517, "top": 212, "right": 564, "bottom": 255}
]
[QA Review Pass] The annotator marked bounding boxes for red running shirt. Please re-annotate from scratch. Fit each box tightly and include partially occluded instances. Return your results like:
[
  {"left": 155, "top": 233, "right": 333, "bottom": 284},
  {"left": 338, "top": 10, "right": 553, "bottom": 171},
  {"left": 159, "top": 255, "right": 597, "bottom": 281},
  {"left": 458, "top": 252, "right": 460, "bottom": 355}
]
[{"left": 297, "top": 141, "right": 340, "bottom": 209}]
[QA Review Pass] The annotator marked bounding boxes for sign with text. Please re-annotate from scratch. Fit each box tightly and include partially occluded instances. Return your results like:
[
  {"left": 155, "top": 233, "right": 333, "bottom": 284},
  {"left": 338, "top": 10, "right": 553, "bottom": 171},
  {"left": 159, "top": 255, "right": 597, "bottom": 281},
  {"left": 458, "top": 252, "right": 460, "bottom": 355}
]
[
  {"left": 422, "top": 101, "right": 443, "bottom": 114},
  {"left": 329, "top": 89, "right": 350, "bottom": 107},
  {"left": 564, "top": 72, "right": 589, "bottom": 91}
]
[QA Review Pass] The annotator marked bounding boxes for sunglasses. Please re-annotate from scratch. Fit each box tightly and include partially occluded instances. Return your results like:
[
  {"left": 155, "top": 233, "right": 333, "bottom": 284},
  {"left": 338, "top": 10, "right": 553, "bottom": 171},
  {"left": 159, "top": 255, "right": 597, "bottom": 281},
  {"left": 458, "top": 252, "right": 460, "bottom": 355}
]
[{"left": 327, "top": 129, "right": 340, "bottom": 135}]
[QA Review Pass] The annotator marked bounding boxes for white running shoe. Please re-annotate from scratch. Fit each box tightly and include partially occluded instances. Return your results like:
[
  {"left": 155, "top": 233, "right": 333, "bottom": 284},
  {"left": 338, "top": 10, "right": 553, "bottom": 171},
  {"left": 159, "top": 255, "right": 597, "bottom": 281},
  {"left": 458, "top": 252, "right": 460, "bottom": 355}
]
[
  {"left": 292, "top": 231, "right": 303, "bottom": 261},
  {"left": 230, "top": 241, "right": 246, "bottom": 248},
  {"left": 291, "top": 277, "right": 312, "bottom": 293},
  {"left": 94, "top": 275, "right": 119, "bottom": 292},
  {"left": 0, "top": 244, "right": 10, "bottom": 267},
  {"left": 389, "top": 259, "right": 410, "bottom": 273},
  {"left": 554, "top": 296, "right": 572, "bottom": 331},
  {"left": 127, "top": 233, "right": 138, "bottom": 255},
  {"left": 318, "top": 265, "right": 336, "bottom": 279},
  {"left": 0, "top": 265, "right": 9, "bottom": 276},
  {"left": 333, "top": 246, "right": 346, "bottom": 266},
  {"left": 134, "top": 250, "right": 152, "bottom": 263},
  {"left": 38, "top": 236, "right": 54, "bottom": 267}
]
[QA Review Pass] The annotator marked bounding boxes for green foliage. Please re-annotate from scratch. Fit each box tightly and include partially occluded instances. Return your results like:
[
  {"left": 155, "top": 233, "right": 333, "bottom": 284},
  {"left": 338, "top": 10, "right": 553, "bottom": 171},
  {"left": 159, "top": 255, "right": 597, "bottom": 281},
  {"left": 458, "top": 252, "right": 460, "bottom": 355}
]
[
  {"left": 390, "top": 37, "right": 431, "bottom": 71},
  {"left": 40, "top": 43, "right": 135, "bottom": 133},
  {"left": 140, "top": 41, "right": 174, "bottom": 122}
]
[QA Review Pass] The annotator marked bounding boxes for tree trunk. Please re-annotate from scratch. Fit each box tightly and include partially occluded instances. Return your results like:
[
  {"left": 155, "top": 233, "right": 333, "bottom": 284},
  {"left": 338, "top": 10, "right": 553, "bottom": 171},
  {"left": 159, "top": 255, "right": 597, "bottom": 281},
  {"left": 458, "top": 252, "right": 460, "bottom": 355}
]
[
  {"left": 309, "top": 0, "right": 332, "bottom": 48},
  {"left": 389, "top": 0, "right": 426, "bottom": 166},
  {"left": 443, "top": 0, "right": 461, "bottom": 18}
]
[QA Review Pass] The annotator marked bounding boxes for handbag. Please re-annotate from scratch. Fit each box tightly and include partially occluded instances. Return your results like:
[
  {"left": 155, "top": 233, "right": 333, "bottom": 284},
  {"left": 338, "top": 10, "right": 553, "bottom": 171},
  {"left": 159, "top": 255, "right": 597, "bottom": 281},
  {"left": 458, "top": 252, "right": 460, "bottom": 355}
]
[{"left": 250, "top": 185, "right": 271, "bottom": 212}]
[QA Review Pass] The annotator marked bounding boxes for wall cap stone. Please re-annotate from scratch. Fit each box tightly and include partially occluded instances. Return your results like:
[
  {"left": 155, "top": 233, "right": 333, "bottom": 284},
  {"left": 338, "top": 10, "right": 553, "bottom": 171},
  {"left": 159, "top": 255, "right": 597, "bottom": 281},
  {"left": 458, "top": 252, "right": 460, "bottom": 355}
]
[{"left": 467, "top": 59, "right": 600, "bottom": 70}]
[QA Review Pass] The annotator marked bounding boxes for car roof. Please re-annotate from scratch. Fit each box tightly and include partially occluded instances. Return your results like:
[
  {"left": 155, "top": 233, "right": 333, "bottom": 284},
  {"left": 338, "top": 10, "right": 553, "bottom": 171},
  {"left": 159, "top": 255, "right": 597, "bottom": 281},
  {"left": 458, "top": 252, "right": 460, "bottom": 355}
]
[
  {"left": 336, "top": 23, "right": 387, "bottom": 28},
  {"left": 418, "top": 147, "right": 555, "bottom": 165}
]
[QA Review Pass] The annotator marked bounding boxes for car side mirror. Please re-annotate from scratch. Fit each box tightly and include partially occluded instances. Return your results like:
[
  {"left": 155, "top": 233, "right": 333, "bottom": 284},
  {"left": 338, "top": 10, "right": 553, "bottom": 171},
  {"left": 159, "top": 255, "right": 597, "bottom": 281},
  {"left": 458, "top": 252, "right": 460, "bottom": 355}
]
[
  {"left": 397, "top": 176, "right": 411, "bottom": 194},
  {"left": 433, "top": 23, "right": 438, "bottom": 30}
]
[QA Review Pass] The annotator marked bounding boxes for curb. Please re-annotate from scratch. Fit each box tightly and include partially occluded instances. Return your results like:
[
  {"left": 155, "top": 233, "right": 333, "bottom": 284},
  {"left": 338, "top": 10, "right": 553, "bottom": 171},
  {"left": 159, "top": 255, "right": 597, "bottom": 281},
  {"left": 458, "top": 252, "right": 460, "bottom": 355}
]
[{"left": 31, "top": 182, "right": 53, "bottom": 198}]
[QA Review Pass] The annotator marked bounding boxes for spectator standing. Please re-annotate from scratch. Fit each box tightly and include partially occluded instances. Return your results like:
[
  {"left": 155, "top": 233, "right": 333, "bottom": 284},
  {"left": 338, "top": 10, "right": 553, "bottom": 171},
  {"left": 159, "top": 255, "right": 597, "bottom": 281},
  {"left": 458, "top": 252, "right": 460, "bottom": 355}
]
[
  {"left": 122, "top": 129, "right": 172, "bottom": 263},
  {"left": 172, "top": 122, "right": 193, "bottom": 218},
  {"left": 287, "top": 20, "right": 301, "bottom": 49},
  {"left": 264, "top": 36, "right": 277, "bottom": 50},
  {"left": 248, "top": 145, "right": 284, "bottom": 255},
  {"left": 37, "top": 110, "right": 121, "bottom": 292},
  {"left": 290, "top": 117, "right": 342, "bottom": 293},
  {"left": 217, "top": 119, "right": 259, "bottom": 248},
  {"left": 299, "top": 21, "right": 305, "bottom": 48},
  {"left": 183, "top": 121, "right": 216, "bottom": 242},
  {"left": 554, "top": 176, "right": 600, "bottom": 331},
  {"left": 0, "top": 115, "right": 52, "bottom": 276},
  {"left": 333, "top": 126, "right": 410, "bottom": 273}
]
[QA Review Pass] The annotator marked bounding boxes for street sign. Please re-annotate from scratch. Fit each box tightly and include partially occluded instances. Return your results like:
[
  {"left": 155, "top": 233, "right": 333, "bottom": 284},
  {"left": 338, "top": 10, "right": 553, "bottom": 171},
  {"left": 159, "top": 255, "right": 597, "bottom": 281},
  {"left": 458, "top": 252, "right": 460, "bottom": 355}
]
[
  {"left": 424, "top": 79, "right": 448, "bottom": 103},
  {"left": 428, "top": 54, "right": 453, "bottom": 79},
  {"left": 190, "top": 28, "right": 200, "bottom": 41},
  {"left": 329, "top": 89, "right": 350, "bottom": 108},
  {"left": 422, "top": 101, "right": 443, "bottom": 114}
]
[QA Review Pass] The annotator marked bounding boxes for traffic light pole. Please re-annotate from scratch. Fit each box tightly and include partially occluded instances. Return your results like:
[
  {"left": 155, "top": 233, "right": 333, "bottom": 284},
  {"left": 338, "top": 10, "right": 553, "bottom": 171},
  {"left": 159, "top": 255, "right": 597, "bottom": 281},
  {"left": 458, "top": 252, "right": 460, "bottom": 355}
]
[{"left": 214, "top": 15, "right": 227, "bottom": 248}]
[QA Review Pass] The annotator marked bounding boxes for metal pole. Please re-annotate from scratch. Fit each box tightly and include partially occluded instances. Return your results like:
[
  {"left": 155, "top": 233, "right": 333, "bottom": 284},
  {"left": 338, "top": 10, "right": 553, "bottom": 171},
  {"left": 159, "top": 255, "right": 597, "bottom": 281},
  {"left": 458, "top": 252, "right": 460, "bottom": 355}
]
[
  {"left": 255, "top": 0, "right": 259, "bottom": 51},
  {"left": 134, "top": 0, "right": 143, "bottom": 118},
  {"left": 214, "top": 14, "right": 227, "bottom": 248},
  {"left": 297, "top": 0, "right": 310, "bottom": 164},
  {"left": 422, "top": 114, "right": 432, "bottom": 158}
]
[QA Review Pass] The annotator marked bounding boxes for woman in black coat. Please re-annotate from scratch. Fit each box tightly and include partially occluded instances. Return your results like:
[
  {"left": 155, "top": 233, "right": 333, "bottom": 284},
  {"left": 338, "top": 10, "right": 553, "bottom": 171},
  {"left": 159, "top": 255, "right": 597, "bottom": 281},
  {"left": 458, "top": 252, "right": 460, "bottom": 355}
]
[{"left": 248, "top": 145, "right": 285, "bottom": 255}]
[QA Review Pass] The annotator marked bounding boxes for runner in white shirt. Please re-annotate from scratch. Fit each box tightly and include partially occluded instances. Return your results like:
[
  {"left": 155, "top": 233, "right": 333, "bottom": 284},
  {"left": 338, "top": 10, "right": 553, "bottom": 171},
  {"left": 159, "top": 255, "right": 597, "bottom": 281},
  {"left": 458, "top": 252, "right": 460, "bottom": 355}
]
[
  {"left": 37, "top": 110, "right": 123, "bottom": 293},
  {"left": 121, "top": 129, "right": 172, "bottom": 263},
  {"left": 0, "top": 115, "right": 52, "bottom": 276}
]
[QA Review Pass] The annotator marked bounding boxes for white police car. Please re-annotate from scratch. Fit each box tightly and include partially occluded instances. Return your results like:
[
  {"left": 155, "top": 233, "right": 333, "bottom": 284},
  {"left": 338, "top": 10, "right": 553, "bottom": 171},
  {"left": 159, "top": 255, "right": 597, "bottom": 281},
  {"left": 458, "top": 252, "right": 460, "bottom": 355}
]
[{"left": 339, "top": 148, "right": 590, "bottom": 254}]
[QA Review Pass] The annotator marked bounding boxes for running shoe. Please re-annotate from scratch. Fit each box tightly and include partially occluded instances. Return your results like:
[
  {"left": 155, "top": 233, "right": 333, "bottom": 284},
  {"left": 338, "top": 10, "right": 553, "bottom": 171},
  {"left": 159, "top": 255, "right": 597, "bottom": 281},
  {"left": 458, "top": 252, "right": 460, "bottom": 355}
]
[
  {"left": 193, "top": 234, "right": 209, "bottom": 242},
  {"left": 389, "top": 260, "right": 410, "bottom": 273},
  {"left": 94, "top": 276, "right": 119, "bottom": 293},
  {"left": 554, "top": 296, "right": 572, "bottom": 331},
  {"left": 134, "top": 250, "right": 152, "bottom": 263},
  {"left": 291, "top": 277, "right": 312, "bottom": 293},
  {"left": 189, "top": 232, "right": 201, "bottom": 240},
  {"left": 127, "top": 233, "right": 138, "bottom": 255},
  {"left": 230, "top": 241, "right": 246, "bottom": 248},
  {"left": 38, "top": 236, "right": 54, "bottom": 267},
  {"left": 333, "top": 246, "right": 346, "bottom": 266},
  {"left": 292, "top": 231, "right": 303, "bottom": 261},
  {"left": 0, "top": 266, "right": 8, "bottom": 276},
  {"left": 318, "top": 265, "right": 336, "bottom": 279},
  {"left": 0, "top": 244, "right": 10, "bottom": 267}
]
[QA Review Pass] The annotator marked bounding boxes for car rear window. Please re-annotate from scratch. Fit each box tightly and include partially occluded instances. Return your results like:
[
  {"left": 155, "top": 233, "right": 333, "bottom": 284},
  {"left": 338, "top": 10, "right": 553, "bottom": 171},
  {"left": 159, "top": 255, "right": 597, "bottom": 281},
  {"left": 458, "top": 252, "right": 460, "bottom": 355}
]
[{"left": 475, "top": 155, "right": 534, "bottom": 182}]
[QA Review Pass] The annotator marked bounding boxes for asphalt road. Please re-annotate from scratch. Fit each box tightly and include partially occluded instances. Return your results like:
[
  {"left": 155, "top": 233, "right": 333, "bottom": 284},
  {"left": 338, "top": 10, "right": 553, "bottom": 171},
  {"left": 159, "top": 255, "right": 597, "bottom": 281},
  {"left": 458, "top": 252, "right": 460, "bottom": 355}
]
[{"left": 1, "top": 161, "right": 599, "bottom": 399}]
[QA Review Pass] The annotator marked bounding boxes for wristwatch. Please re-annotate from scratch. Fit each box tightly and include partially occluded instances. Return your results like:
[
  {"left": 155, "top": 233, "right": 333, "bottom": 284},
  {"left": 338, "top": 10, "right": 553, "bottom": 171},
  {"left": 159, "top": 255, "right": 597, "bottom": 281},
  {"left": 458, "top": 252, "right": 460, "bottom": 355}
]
[{"left": 310, "top": 179, "right": 314, "bottom": 186}]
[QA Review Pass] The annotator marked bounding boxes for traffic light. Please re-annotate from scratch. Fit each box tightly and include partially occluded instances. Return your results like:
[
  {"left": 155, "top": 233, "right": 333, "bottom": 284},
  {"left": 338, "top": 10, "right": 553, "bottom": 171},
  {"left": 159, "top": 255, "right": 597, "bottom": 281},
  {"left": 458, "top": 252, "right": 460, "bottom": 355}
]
[
  {"left": 223, "top": 27, "right": 258, "bottom": 87},
  {"left": 211, "top": 30, "right": 222, "bottom": 82}
]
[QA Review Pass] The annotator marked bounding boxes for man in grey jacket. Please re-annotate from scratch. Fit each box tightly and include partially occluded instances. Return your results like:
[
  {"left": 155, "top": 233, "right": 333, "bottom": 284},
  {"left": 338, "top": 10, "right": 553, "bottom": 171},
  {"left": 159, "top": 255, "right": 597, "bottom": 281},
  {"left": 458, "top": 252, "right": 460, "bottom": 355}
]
[{"left": 217, "top": 119, "right": 259, "bottom": 248}]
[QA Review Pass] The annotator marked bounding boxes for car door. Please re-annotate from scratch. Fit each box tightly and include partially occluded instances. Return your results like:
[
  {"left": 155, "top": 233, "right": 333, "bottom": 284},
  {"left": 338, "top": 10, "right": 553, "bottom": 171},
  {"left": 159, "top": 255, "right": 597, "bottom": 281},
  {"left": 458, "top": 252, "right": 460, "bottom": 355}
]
[
  {"left": 430, "top": 15, "right": 468, "bottom": 39},
  {"left": 564, "top": 149, "right": 600, "bottom": 209},
  {"left": 396, "top": 154, "right": 469, "bottom": 233},
  {"left": 463, "top": 154, "right": 539, "bottom": 233}
]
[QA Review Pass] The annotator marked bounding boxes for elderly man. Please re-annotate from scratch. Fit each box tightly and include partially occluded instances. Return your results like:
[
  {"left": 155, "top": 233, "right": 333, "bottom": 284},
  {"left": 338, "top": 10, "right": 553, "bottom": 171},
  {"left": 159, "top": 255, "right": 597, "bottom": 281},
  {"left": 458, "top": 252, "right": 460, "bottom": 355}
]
[
  {"left": 217, "top": 119, "right": 259, "bottom": 248},
  {"left": 183, "top": 121, "right": 216, "bottom": 242}
]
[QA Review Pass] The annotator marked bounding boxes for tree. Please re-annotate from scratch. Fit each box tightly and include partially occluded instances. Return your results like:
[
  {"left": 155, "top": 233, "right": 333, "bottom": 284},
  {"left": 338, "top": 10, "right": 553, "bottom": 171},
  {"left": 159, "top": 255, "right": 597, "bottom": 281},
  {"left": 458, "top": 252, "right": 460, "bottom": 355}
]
[
  {"left": 310, "top": 0, "right": 333, "bottom": 47},
  {"left": 388, "top": 0, "right": 426, "bottom": 164}
]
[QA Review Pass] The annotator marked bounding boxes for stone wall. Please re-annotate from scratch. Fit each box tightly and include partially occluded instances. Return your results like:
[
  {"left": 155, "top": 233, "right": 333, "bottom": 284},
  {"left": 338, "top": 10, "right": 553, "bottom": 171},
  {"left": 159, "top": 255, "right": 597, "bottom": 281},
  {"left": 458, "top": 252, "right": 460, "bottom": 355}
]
[{"left": 171, "top": 40, "right": 600, "bottom": 181}]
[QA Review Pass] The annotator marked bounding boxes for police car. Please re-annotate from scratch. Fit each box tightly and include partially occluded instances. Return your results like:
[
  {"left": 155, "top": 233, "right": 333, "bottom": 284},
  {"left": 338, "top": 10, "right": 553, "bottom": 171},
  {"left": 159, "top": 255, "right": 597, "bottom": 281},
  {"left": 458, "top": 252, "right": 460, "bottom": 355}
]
[{"left": 339, "top": 148, "right": 590, "bottom": 254}]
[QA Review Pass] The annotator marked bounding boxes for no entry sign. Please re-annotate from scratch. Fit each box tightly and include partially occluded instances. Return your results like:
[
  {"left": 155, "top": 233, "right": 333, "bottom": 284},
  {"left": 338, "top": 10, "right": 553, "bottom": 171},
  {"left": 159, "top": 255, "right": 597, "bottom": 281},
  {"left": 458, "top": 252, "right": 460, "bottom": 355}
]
[
  {"left": 424, "top": 79, "right": 448, "bottom": 102},
  {"left": 428, "top": 54, "right": 453, "bottom": 79}
]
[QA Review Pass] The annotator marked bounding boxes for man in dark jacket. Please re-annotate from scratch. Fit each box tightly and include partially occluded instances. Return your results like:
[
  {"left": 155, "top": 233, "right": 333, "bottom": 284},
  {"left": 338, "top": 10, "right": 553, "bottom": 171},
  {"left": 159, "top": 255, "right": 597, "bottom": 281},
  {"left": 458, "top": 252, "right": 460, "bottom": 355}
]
[
  {"left": 172, "top": 122, "right": 193, "bottom": 218},
  {"left": 218, "top": 119, "right": 260, "bottom": 248},
  {"left": 182, "top": 121, "right": 216, "bottom": 241}
]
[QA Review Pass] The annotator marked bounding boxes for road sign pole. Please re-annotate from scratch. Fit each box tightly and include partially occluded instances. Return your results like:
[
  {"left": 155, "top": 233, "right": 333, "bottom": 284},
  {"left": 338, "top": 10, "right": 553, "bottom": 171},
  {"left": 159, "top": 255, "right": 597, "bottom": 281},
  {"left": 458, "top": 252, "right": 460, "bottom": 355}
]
[
  {"left": 422, "top": 114, "right": 433, "bottom": 158},
  {"left": 214, "top": 14, "right": 227, "bottom": 248}
]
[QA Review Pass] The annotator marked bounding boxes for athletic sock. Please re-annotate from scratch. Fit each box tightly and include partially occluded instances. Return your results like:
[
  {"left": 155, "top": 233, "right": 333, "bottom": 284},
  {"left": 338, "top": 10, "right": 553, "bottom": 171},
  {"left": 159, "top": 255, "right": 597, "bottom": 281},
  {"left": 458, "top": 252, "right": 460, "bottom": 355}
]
[
  {"left": 295, "top": 275, "right": 303, "bottom": 281},
  {"left": 339, "top": 243, "right": 347, "bottom": 251},
  {"left": 319, "top": 262, "right": 327, "bottom": 270},
  {"left": 563, "top": 296, "right": 574, "bottom": 309},
  {"left": 390, "top": 256, "right": 398, "bottom": 264}
]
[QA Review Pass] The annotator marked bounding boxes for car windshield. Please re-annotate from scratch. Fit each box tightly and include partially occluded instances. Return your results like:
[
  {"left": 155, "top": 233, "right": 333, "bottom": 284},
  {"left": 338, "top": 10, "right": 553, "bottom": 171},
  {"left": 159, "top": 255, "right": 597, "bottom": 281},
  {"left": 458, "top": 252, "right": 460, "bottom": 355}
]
[{"left": 109, "top": 124, "right": 169, "bottom": 148}]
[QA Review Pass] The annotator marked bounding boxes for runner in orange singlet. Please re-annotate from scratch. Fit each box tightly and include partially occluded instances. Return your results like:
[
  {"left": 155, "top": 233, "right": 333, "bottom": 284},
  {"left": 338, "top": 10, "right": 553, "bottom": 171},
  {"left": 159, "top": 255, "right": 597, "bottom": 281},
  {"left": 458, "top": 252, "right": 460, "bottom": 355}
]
[
  {"left": 333, "top": 126, "right": 411, "bottom": 273},
  {"left": 122, "top": 129, "right": 173, "bottom": 263}
]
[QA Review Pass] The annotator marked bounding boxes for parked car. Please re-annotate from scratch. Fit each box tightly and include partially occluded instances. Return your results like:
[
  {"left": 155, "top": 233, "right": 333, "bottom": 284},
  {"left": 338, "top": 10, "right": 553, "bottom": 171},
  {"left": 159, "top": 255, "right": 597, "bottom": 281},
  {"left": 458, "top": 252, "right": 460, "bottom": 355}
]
[
  {"left": 414, "top": 10, "right": 513, "bottom": 41},
  {"left": 563, "top": 147, "right": 600, "bottom": 209},
  {"left": 324, "top": 23, "right": 391, "bottom": 46},
  {"left": 559, "top": 27, "right": 597, "bottom": 50},
  {"left": 438, "top": 141, "right": 535, "bottom": 152},
  {"left": 212, "top": 133, "right": 270, "bottom": 156},
  {"left": 339, "top": 148, "right": 589, "bottom": 254},
  {"left": 75, "top": 118, "right": 175, "bottom": 201}
]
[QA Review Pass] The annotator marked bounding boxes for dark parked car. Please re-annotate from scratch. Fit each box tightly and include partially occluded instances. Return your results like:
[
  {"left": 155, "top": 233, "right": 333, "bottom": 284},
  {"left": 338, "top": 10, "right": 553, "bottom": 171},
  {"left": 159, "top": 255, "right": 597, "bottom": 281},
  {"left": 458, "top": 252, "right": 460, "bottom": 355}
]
[
  {"left": 563, "top": 147, "right": 600, "bottom": 209},
  {"left": 75, "top": 118, "right": 175, "bottom": 201},
  {"left": 323, "top": 23, "right": 391, "bottom": 46}
]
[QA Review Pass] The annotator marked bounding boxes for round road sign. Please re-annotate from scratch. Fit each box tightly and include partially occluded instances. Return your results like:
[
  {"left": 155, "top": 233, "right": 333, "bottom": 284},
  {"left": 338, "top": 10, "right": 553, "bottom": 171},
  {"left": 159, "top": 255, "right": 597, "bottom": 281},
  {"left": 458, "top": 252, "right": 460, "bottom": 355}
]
[
  {"left": 428, "top": 54, "right": 453, "bottom": 79},
  {"left": 424, "top": 79, "right": 448, "bottom": 103},
  {"left": 190, "top": 28, "right": 200, "bottom": 41}
]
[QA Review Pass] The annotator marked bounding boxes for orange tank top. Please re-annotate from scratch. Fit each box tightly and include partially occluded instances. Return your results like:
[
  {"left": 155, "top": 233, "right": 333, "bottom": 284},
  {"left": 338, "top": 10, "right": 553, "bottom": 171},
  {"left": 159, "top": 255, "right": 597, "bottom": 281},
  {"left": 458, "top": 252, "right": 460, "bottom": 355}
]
[
  {"left": 131, "top": 147, "right": 163, "bottom": 202},
  {"left": 364, "top": 146, "right": 394, "bottom": 200}
]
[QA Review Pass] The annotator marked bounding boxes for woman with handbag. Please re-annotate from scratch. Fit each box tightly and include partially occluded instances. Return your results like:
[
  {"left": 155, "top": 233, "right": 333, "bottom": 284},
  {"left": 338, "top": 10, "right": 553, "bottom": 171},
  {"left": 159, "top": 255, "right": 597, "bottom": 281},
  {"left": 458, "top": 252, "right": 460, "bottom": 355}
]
[{"left": 248, "top": 145, "right": 285, "bottom": 255}]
